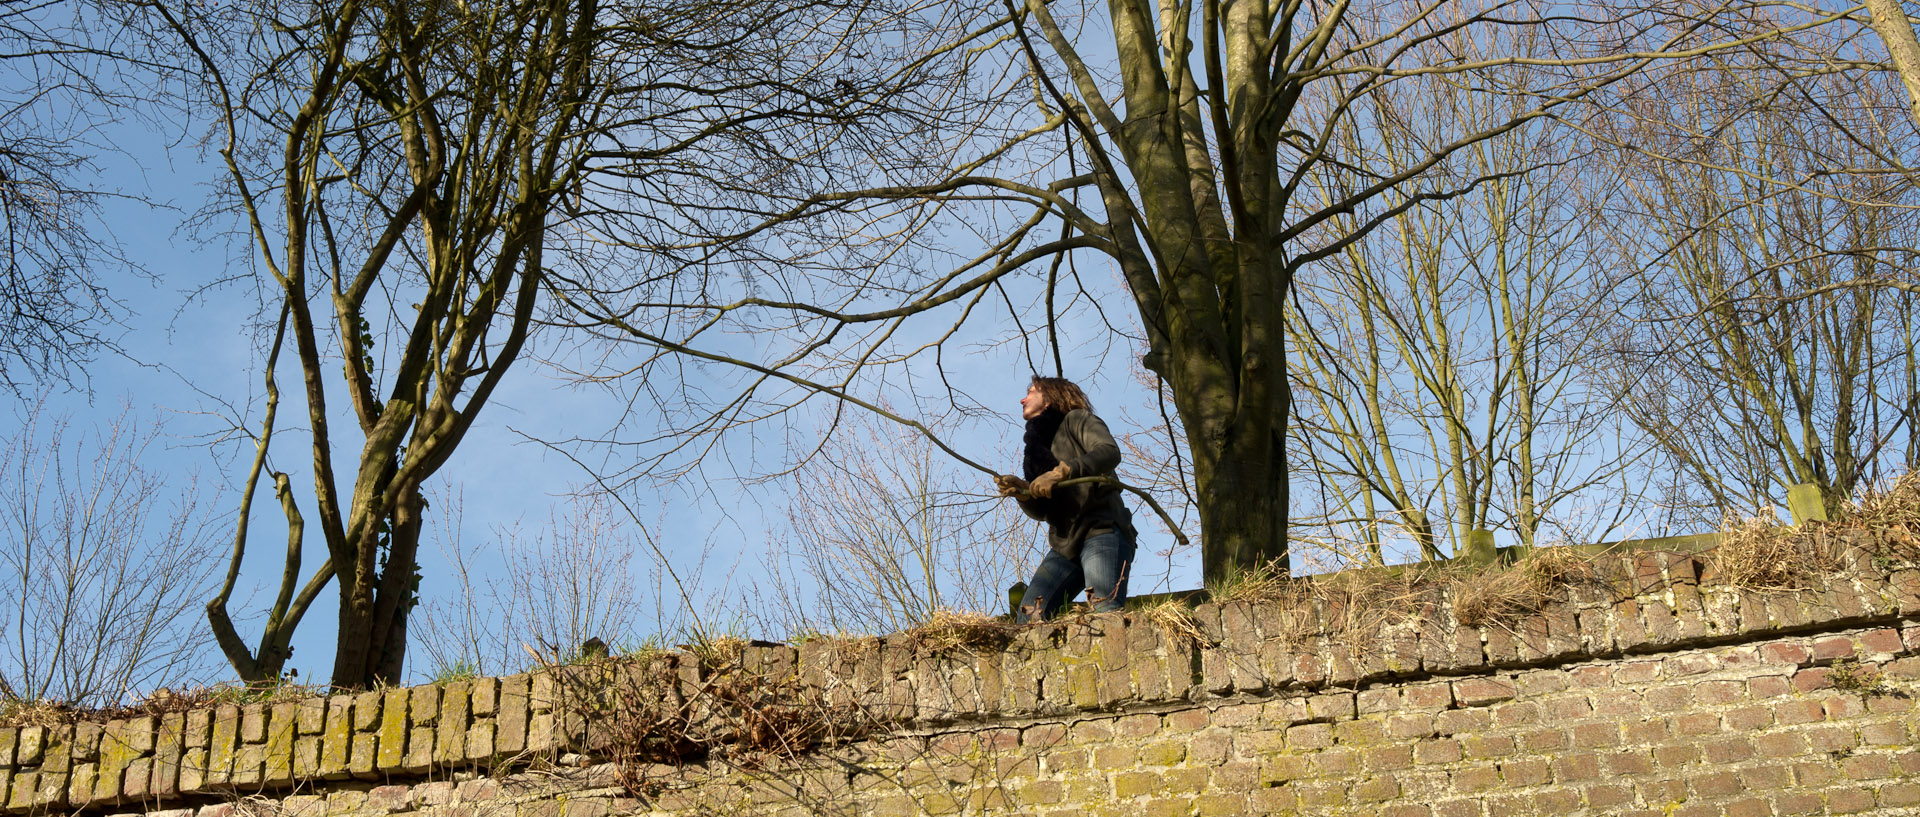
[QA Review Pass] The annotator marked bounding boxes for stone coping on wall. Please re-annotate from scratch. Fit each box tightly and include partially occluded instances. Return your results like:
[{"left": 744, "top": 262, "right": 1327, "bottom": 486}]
[{"left": 2, "top": 529, "right": 1916, "bottom": 815}]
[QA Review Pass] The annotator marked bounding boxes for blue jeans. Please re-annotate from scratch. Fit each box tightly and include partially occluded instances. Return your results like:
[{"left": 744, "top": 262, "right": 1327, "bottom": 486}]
[{"left": 1016, "top": 530, "right": 1135, "bottom": 623}]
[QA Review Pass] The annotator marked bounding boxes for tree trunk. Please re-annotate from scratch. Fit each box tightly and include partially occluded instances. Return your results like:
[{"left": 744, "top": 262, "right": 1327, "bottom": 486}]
[{"left": 1189, "top": 371, "right": 1291, "bottom": 585}]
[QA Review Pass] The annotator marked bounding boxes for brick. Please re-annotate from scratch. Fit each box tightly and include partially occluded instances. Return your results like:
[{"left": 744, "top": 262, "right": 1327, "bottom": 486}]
[
  {"left": 1754, "top": 732, "right": 1807, "bottom": 758},
  {"left": 1491, "top": 700, "right": 1540, "bottom": 728},
  {"left": 1841, "top": 752, "right": 1894, "bottom": 779},
  {"left": 1521, "top": 728, "right": 1568, "bottom": 752},
  {"left": 1762, "top": 641, "right": 1812, "bottom": 665},
  {"left": 1591, "top": 688, "right": 1642, "bottom": 716},
  {"left": 1860, "top": 628, "right": 1903, "bottom": 655},
  {"left": 436, "top": 680, "right": 471, "bottom": 762},
  {"left": 1805, "top": 724, "right": 1861, "bottom": 753},
  {"left": 1483, "top": 626, "right": 1519, "bottom": 665},
  {"left": 1553, "top": 752, "right": 1600, "bottom": 781},
  {"left": 1861, "top": 721, "right": 1908, "bottom": 745},
  {"left": 1812, "top": 635, "right": 1856, "bottom": 660},
  {"left": 1624, "top": 718, "right": 1670, "bottom": 744},
  {"left": 1531, "top": 694, "right": 1583, "bottom": 722},
  {"left": 1749, "top": 674, "right": 1792, "bottom": 698},
  {"left": 1776, "top": 698, "right": 1826, "bottom": 724},
  {"left": 1602, "top": 749, "right": 1655, "bottom": 776},
  {"left": 320, "top": 696, "right": 352, "bottom": 779},
  {"left": 1673, "top": 712, "right": 1720, "bottom": 735},
  {"left": 1452, "top": 764, "right": 1502, "bottom": 793},
  {"left": 1308, "top": 692, "right": 1356, "bottom": 721},
  {"left": 1367, "top": 744, "right": 1414, "bottom": 771},
  {"left": 1573, "top": 783, "right": 1631, "bottom": 810},
  {"left": 1689, "top": 770, "right": 1740, "bottom": 797},
  {"left": 1388, "top": 713, "right": 1436, "bottom": 739},
  {"left": 1794, "top": 759, "right": 1840, "bottom": 787},
  {"left": 1190, "top": 732, "right": 1231, "bottom": 765},
  {"left": 377, "top": 687, "right": 409, "bottom": 769},
  {"left": 1703, "top": 737, "right": 1757, "bottom": 764},
  {"left": 1719, "top": 704, "right": 1768, "bottom": 732},
  {"left": 1645, "top": 685, "right": 1691, "bottom": 711},
  {"left": 1311, "top": 748, "right": 1358, "bottom": 776},
  {"left": 1571, "top": 722, "right": 1620, "bottom": 748},
  {"left": 1415, "top": 738, "right": 1463, "bottom": 765},
  {"left": 1829, "top": 787, "right": 1875, "bottom": 813},
  {"left": 1286, "top": 723, "right": 1333, "bottom": 750},
  {"left": 1500, "top": 757, "right": 1550, "bottom": 786},
  {"left": 1773, "top": 790, "right": 1824, "bottom": 815},
  {"left": 1452, "top": 677, "right": 1516, "bottom": 707},
  {"left": 1164, "top": 708, "right": 1208, "bottom": 733},
  {"left": 1881, "top": 781, "right": 1920, "bottom": 806},
  {"left": 1654, "top": 743, "right": 1702, "bottom": 769},
  {"left": 1353, "top": 775, "right": 1400, "bottom": 802},
  {"left": 1824, "top": 693, "right": 1867, "bottom": 719},
  {"left": 1737, "top": 762, "right": 1795, "bottom": 792},
  {"left": 1694, "top": 679, "right": 1745, "bottom": 704},
  {"left": 1404, "top": 681, "right": 1452, "bottom": 711}
]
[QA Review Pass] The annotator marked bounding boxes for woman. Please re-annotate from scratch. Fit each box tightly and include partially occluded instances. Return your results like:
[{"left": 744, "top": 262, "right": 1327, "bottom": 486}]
[{"left": 994, "top": 376, "right": 1136, "bottom": 622}]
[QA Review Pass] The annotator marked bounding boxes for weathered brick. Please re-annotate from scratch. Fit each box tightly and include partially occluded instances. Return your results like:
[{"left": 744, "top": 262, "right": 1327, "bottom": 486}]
[
  {"left": 1761, "top": 640, "right": 1812, "bottom": 665},
  {"left": 376, "top": 687, "right": 409, "bottom": 769},
  {"left": 1812, "top": 635, "right": 1857, "bottom": 660},
  {"left": 1776, "top": 698, "right": 1826, "bottom": 724},
  {"left": 1500, "top": 757, "right": 1550, "bottom": 786},
  {"left": 1286, "top": 722, "right": 1333, "bottom": 750},
  {"left": 1553, "top": 752, "right": 1601, "bottom": 781},
  {"left": 1860, "top": 627, "right": 1904, "bottom": 655},
  {"left": 1452, "top": 677, "right": 1515, "bottom": 707}
]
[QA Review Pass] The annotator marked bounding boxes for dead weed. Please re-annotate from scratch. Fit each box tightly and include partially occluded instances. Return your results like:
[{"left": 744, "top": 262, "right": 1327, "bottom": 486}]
[
  {"left": 1452, "top": 547, "right": 1597, "bottom": 629},
  {"left": 1709, "top": 509, "right": 1839, "bottom": 591},
  {"left": 905, "top": 609, "right": 1015, "bottom": 654}
]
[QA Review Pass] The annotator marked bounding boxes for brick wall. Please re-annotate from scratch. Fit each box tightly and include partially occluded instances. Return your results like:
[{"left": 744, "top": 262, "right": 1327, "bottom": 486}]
[{"left": 5, "top": 529, "right": 1919, "bottom": 816}]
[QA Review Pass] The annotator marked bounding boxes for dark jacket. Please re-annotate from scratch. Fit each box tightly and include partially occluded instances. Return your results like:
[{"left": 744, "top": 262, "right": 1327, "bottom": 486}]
[{"left": 1018, "top": 408, "right": 1134, "bottom": 559}]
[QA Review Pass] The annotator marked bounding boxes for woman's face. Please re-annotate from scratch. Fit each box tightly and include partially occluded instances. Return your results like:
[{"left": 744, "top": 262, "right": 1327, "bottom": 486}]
[{"left": 1021, "top": 384, "right": 1048, "bottom": 420}]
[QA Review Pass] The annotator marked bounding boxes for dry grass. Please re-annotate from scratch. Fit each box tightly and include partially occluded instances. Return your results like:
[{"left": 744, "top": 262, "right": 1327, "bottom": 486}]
[
  {"left": 905, "top": 609, "right": 1015, "bottom": 654},
  {"left": 1452, "top": 547, "right": 1598, "bottom": 629},
  {"left": 1134, "top": 598, "right": 1207, "bottom": 645},
  {"left": 1837, "top": 472, "right": 1920, "bottom": 530},
  {"left": 0, "top": 680, "right": 334, "bottom": 728},
  {"left": 1205, "top": 558, "right": 1292, "bottom": 604},
  {"left": 1708, "top": 510, "right": 1839, "bottom": 591},
  {"left": 1833, "top": 473, "right": 1920, "bottom": 565}
]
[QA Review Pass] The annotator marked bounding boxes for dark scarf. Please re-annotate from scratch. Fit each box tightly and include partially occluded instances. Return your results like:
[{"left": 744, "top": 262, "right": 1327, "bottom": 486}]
[{"left": 1022, "top": 408, "right": 1066, "bottom": 481}]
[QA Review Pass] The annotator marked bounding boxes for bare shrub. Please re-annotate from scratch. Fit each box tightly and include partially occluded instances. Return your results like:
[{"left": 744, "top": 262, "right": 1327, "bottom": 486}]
[
  {"left": 0, "top": 402, "right": 222, "bottom": 708},
  {"left": 757, "top": 418, "right": 1033, "bottom": 639},
  {"left": 412, "top": 492, "right": 646, "bottom": 678},
  {"left": 546, "top": 651, "right": 879, "bottom": 799}
]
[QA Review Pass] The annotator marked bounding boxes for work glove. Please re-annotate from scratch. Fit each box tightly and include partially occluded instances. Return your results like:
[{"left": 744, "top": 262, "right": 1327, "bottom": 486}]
[
  {"left": 994, "top": 474, "right": 1030, "bottom": 498},
  {"left": 1028, "top": 463, "right": 1072, "bottom": 498}
]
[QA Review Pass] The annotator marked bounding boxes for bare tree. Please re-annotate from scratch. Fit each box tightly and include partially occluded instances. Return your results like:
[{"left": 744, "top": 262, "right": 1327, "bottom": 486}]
[
  {"left": 1286, "top": 28, "right": 1649, "bottom": 564},
  {"left": 1598, "top": 48, "right": 1920, "bottom": 526},
  {"left": 139, "top": 0, "right": 940, "bottom": 688},
  {"left": 0, "top": 0, "right": 154, "bottom": 390},
  {"left": 0, "top": 401, "right": 221, "bottom": 707}
]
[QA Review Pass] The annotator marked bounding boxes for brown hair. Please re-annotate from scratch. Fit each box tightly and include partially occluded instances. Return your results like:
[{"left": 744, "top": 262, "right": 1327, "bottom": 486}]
[{"left": 1030, "top": 376, "right": 1092, "bottom": 413}]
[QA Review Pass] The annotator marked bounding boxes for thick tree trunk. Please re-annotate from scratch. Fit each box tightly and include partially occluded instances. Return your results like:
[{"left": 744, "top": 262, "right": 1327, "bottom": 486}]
[
  {"left": 329, "top": 488, "right": 422, "bottom": 690},
  {"left": 1188, "top": 372, "right": 1291, "bottom": 586}
]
